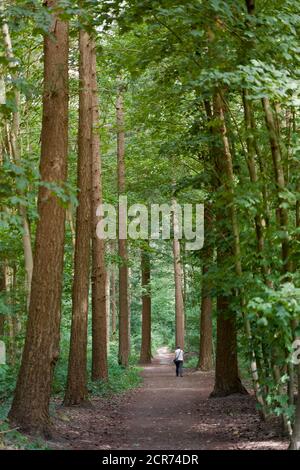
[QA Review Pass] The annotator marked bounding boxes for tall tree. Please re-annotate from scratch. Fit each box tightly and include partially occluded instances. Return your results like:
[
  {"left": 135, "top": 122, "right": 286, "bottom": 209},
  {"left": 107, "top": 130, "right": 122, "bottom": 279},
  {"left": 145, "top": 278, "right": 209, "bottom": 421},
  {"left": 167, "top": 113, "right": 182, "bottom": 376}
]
[
  {"left": 116, "top": 86, "right": 129, "bottom": 366},
  {"left": 210, "top": 93, "right": 247, "bottom": 397},
  {"left": 0, "top": 264, "right": 5, "bottom": 337},
  {"left": 91, "top": 37, "right": 108, "bottom": 381},
  {"left": 110, "top": 264, "right": 117, "bottom": 338},
  {"left": 198, "top": 206, "right": 213, "bottom": 371},
  {"left": 1, "top": 2, "right": 33, "bottom": 309},
  {"left": 139, "top": 242, "right": 151, "bottom": 364},
  {"left": 64, "top": 29, "right": 92, "bottom": 406},
  {"left": 172, "top": 198, "right": 185, "bottom": 350},
  {"left": 8, "top": 0, "right": 69, "bottom": 433}
]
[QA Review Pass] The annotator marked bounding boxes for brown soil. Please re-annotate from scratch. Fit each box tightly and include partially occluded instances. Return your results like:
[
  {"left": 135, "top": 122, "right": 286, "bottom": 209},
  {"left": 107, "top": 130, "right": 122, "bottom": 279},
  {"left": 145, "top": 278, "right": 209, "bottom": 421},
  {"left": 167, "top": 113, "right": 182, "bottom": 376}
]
[{"left": 47, "top": 348, "right": 288, "bottom": 450}]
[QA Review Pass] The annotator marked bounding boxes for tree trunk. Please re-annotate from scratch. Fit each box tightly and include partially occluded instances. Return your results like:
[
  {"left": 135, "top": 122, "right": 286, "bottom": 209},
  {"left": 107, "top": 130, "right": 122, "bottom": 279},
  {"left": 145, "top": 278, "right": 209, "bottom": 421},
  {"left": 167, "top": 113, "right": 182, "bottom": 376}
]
[
  {"left": 66, "top": 204, "right": 76, "bottom": 249},
  {"left": 0, "top": 264, "right": 5, "bottom": 337},
  {"left": 289, "top": 364, "right": 300, "bottom": 449},
  {"left": 7, "top": 265, "right": 19, "bottom": 366},
  {"left": 139, "top": 244, "right": 151, "bottom": 364},
  {"left": 262, "top": 97, "right": 291, "bottom": 273},
  {"left": 106, "top": 264, "right": 111, "bottom": 350},
  {"left": 211, "top": 296, "right": 247, "bottom": 397},
  {"left": 211, "top": 93, "right": 248, "bottom": 397},
  {"left": 172, "top": 198, "right": 185, "bottom": 350},
  {"left": 116, "top": 89, "right": 129, "bottom": 367},
  {"left": 8, "top": 1, "right": 69, "bottom": 434},
  {"left": 198, "top": 206, "right": 213, "bottom": 371},
  {"left": 1, "top": 5, "right": 33, "bottom": 309},
  {"left": 64, "top": 30, "right": 92, "bottom": 406},
  {"left": 111, "top": 263, "right": 117, "bottom": 337},
  {"left": 91, "top": 38, "right": 108, "bottom": 381}
]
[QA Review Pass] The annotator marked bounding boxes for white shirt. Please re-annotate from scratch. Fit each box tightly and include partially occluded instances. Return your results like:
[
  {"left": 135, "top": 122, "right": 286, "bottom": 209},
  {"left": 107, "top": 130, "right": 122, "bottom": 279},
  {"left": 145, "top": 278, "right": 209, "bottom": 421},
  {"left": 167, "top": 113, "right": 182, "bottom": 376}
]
[{"left": 175, "top": 348, "right": 184, "bottom": 361}]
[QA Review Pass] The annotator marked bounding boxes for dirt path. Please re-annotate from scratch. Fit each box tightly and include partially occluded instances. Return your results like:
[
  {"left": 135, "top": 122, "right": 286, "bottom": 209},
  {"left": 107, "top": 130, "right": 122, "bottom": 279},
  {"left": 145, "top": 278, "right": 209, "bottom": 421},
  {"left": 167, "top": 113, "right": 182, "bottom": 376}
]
[{"left": 49, "top": 348, "right": 288, "bottom": 450}]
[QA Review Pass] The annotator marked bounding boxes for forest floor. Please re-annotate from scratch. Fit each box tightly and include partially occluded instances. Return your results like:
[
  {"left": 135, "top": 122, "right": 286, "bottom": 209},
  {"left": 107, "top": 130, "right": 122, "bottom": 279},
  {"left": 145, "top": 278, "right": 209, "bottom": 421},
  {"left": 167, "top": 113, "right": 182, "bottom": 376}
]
[{"left": 47, "top": 348, "right": 288, "bottom": 450}]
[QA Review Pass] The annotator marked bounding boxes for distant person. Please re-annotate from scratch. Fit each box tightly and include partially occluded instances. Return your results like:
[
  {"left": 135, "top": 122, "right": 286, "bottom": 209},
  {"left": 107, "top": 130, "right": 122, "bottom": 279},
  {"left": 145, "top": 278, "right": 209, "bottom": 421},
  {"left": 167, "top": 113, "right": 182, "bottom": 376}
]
[{"left": 174, "top": 346, "right": 184, "bottom": 377}]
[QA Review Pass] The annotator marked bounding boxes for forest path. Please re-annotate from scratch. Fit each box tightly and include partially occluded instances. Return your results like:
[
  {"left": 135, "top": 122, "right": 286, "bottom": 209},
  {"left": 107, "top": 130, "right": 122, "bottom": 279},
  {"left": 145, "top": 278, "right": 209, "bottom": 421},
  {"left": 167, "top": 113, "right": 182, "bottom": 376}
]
[
  {"left": 116, "top": 347, "right": 286, "bottom": 450},
  {"left": 49, "top": 348, "right": 287, "bottom": 450}
]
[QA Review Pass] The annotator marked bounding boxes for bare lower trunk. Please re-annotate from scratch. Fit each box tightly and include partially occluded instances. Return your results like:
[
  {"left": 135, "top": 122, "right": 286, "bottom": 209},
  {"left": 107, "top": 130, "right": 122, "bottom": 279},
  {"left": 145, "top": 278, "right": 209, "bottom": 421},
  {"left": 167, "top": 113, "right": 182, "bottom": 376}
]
[
  {"left": 111, "top": 264, "right": 117, "bottom": 337},
  {"left": 9, "top": 2, "right": 69, "bottom": 434},
  {"left": 262, "top": 97, "right": 290, "bottom": 273},
  {"left": 211, "top": 296, "right": 247, "bottom": 397},
  {"left": 91, "top": 38, "right": 108, "bottom": 381},
  {"left": 7, "top": 265, "right": 20, "bottom": 365},
  {"left": 198, "top": 207, "right": 213, "bottom": 371},
  {"left": 64, "top": 30, "right": 92, "bottom": 406},
  {"left": 106, "top": 265, "right": 111, "bottom": 350},
  {"left": 0, "top": 264, "right": 5, "bottom": 336},
  {"left": 117, "top": 89, "right": 129, "bottom": 366},
  {"left": 1, "top": 10, "right": 33, "bottom": 309},
  {"left": 172, "top": 198, "right": 185, "bottom": 350},
  {"left": 139, "top": 244, "right": 151, "bottom": 364}
]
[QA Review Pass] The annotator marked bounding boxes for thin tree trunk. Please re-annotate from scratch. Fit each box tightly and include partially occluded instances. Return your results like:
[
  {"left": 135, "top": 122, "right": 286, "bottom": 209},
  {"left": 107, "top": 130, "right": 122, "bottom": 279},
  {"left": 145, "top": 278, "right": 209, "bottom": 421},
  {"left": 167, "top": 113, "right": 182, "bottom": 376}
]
[
  {"left": 243, "top": 92, "right": 267, "bottom": 253},
  {"left": 1, "top": 4, "right": 33, "bottom": 309},
  {"left": 8, "top": 265, "right": 19, "bottom": 365},
  {"left": 139, "top": 243, "right": 151, "bottom": 364},
  {"left": 117, "top": 88, "right": 129, "bottom": 366},
  {"left": 66, "top": 204, "right": 76, "bottom": 249},
  {"left": 128, "top": 266, "right": 132, "bottom": 352},
  {"left": 198, "top": 206, "right": 213, "bottom": 371},
  {"left": 172, "top": 198, "right": 185, "bottom": 350},
  {"left": 106, "top": 264, "right": 111, "bottom": 350},
  {"left": 290, "top": 113, "right": 300, "bottom": 448},
  {"left": 111, "top": 263, "right": 117, "bottom": 337},
  {"left": 263, "top": 96, "right": 295, "bottom": 430},
  {"left": 91, "top": 38, "right": 108, "bottom": 381},
  {"left": 262, "top": 97, "right": 291, "bottom": 273},
  {"left": 0, "top": 264, "right": 5, "bottom": 336},
  {"left": 9, "top": 1, "right": 69, "bottom": 434},
  {"left": 64, "top": 30, "right": 92, "bottom": 406}
]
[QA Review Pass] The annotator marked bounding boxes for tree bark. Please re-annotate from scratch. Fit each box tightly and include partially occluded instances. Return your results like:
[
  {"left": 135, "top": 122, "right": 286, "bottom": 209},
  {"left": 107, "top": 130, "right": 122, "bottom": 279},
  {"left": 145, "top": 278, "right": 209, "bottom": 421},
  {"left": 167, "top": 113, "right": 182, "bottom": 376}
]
[
  {"left": 172, "top": 198, "right": 185, "bottom": 350},
  {"left": 116, "top": 88, "right": 129, "bottom": 366},
  {"left": 198, "top": 206, "right": 213, "bottom": 371},
  {"left": 64, "top": 30, "right": 92, "bottom": 406},
  {"left": 0, "top": 264, "right": 6, "bottom": 336},
  {"left": 8, "top": 1, "right": 69, "bottom": 434},
  {"left": 111, "top": 262, "right": 117, "bottom": 337},
  {"left": 106, "top": 263, "right": 111, "bottom": 350},
  {"left": 211, "top": 295, "right": 247, "bottom": 397},
  {"left": 262, "top": 97, "right": 291, "bottom": 274},
  {"left": 139, "top": 243, "right": 151, "bottom": 364},
  {"left": 211, "top": 93, "right": 248, "bottom": 397},
  {"left": 90, "top": 38, "right": 108, "bottom": 381},
  {"left": 1, "top": 3, "right": 33, "bottom": 309}
]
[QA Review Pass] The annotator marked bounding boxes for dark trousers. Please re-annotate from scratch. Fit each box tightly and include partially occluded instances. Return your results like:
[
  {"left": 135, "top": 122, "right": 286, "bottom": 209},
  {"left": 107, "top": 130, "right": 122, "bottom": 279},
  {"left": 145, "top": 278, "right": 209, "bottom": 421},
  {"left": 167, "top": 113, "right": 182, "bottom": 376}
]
[{"left": 175, "top": 360, "right": 183, "bottom": 377}]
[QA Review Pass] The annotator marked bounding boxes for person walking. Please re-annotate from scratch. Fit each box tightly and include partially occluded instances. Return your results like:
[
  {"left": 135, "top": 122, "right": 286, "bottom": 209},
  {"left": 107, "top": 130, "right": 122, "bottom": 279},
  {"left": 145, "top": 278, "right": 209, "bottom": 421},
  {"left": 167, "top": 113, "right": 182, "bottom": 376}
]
[{"left": 174, "top": 345, "right": 184, "bottom": 377}]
